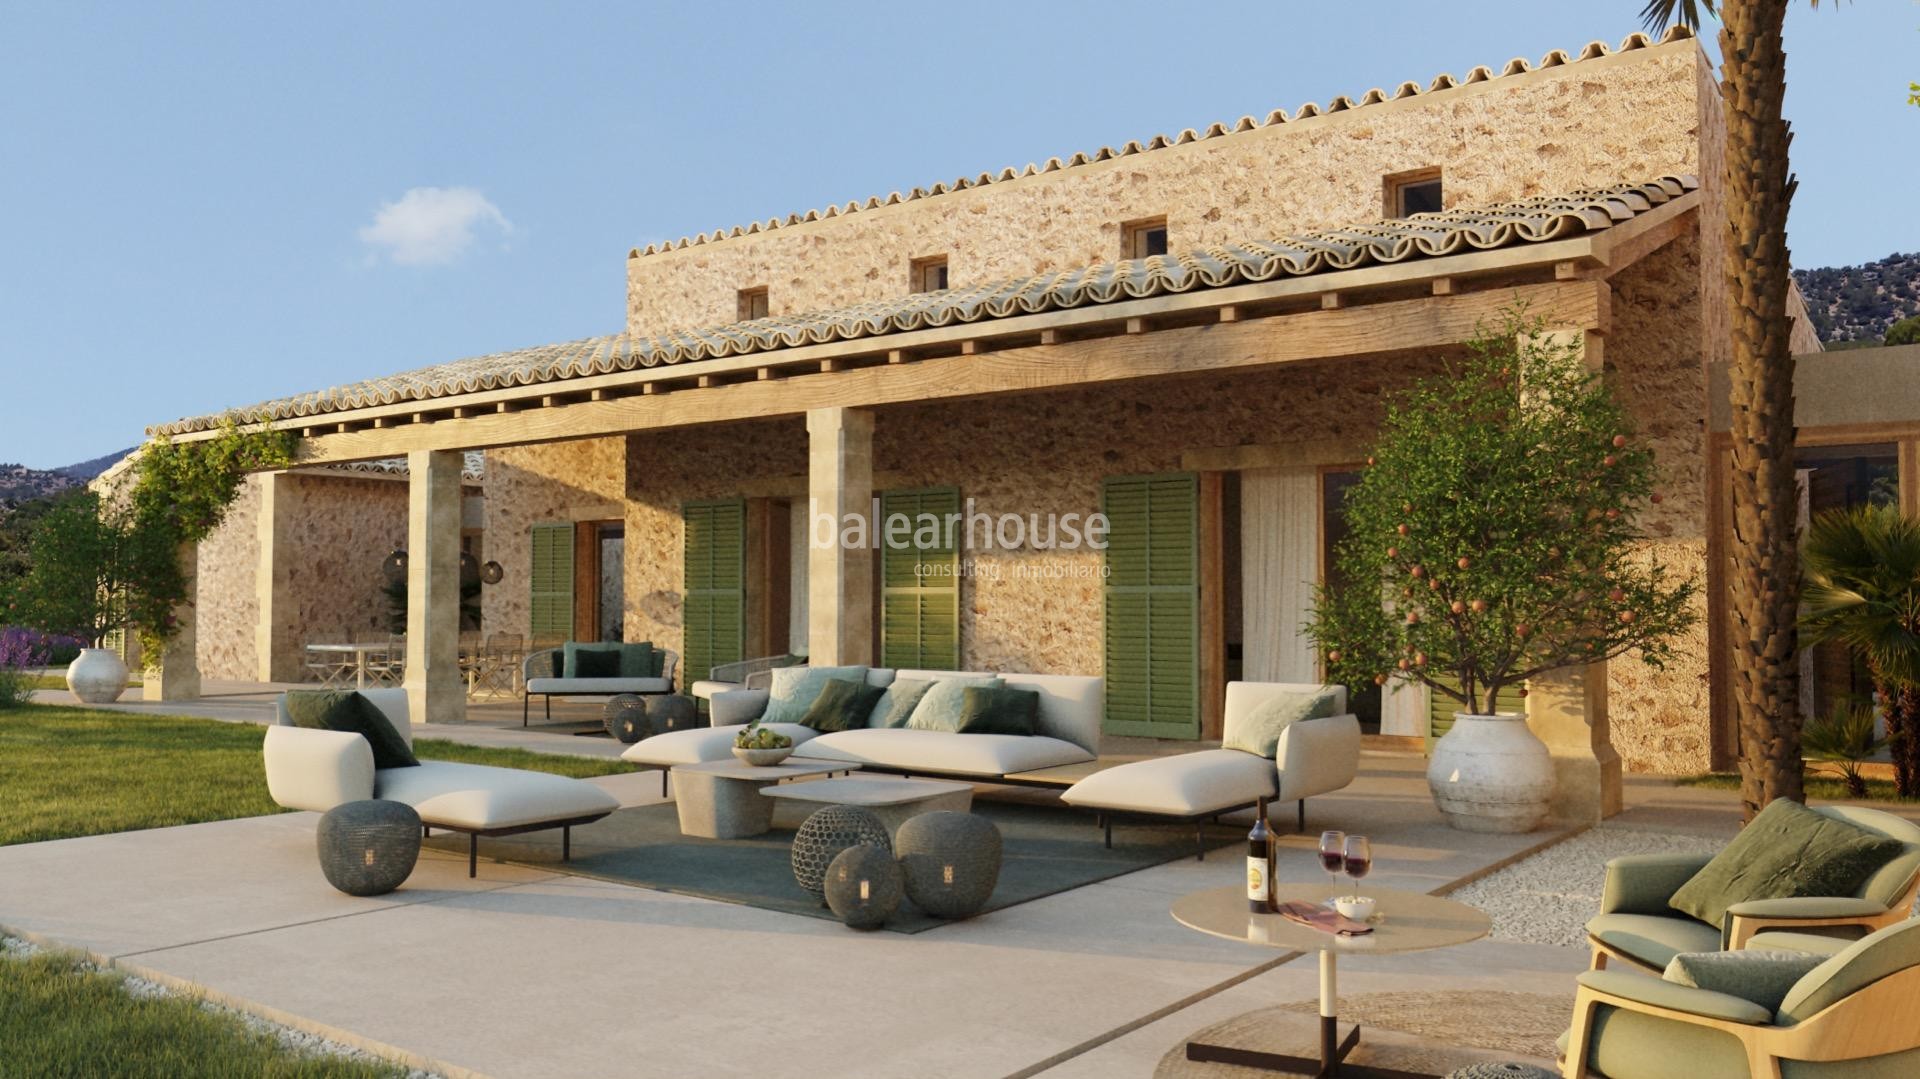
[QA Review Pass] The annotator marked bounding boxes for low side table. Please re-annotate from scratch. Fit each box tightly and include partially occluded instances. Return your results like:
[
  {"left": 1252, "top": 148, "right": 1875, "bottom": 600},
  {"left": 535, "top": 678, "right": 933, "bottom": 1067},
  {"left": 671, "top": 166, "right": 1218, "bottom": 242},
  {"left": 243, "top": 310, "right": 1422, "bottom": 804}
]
[
  {"left": 760, "top": 776, "right": 973, "bottom": 839},
  {"left": 1171, "top": 883, "right": 1490, "bottom": 1078},
  {"left": 671, "top": 758, "right": 855, "bottom": 839}
]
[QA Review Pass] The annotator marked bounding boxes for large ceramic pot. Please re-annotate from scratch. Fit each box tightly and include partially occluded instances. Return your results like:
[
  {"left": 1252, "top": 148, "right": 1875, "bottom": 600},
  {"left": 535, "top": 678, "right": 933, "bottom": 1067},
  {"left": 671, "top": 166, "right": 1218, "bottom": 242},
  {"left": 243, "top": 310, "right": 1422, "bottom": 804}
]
[
  {"left": 1426, "top": 713, "right": 1552, "bottom": 833},
  {"left": 66, "top": 647, "right": 131, "bottom": 704}
]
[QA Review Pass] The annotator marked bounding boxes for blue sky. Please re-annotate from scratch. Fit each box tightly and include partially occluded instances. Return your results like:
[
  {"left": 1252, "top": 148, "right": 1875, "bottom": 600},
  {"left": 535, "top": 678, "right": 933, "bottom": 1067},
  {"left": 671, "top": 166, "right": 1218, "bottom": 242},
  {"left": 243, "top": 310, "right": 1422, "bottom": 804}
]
[{"left": 2, "top": 1, "right": 1915, "bottom": 467}]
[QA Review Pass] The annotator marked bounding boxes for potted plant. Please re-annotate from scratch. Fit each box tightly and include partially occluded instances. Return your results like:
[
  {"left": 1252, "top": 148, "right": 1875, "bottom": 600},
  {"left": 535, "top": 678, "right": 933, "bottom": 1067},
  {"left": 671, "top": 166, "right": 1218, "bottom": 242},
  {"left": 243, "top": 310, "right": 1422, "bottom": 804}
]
[{"left": 1307, "top": 312, "right": 1697, "bottom": 832}]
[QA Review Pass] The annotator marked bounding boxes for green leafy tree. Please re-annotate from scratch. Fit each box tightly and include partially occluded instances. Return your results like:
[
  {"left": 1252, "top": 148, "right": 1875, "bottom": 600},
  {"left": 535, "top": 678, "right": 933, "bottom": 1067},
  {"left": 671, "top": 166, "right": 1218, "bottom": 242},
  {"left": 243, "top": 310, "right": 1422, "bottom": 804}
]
[
  {"left": 1307, "top": 313, "right": 1698, "bottom": 716},
  {"left": 3, "top": 491, "right": 178, "bottom": 648},
  {"left": 1800, "top": 504, "right": 1920, "bottom": 796},
  {"left": 1884, "top": 315, "right": 1920, "bottom": 347}
]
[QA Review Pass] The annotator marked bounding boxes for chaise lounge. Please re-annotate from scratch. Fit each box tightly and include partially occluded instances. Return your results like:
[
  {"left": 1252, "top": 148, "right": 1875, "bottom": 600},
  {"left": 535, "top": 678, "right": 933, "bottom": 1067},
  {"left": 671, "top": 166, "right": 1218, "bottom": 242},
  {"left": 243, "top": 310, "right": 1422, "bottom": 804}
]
[{"left": 265, "top": 688, "right": 620, "bottom": 876}]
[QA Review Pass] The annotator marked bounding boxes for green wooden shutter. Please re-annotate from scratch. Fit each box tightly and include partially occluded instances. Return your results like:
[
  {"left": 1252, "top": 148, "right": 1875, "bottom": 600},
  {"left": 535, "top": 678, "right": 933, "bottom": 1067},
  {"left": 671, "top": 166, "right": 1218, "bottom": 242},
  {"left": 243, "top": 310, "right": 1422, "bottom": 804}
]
[
  {"left": 1426, "top": 678, "right": 1528, "bottom": 748},
  {"left": 529, "top": 523, "right": 575, "bottom": 640},
  {"left": 1102, "top": 473, "right": 1200, "bottom": 739},
  {"left": 683, "top": 499, "right": 745, "bottom": 684},
  {"left": 880, "top": 487, "right": 961, "bottom": 671}
]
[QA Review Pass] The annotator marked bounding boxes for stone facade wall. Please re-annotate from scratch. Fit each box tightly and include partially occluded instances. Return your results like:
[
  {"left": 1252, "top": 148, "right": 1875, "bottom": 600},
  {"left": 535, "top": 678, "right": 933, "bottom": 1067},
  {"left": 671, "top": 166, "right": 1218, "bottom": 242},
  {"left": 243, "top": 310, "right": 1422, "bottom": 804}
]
[
  {"left": 628, "top": 42, "right": 1711, "bottom": 337},
  {"left": 1603, "top": 235, "right": 1712, "bottom": 774},
  {"left": 480, "top": 440, "right": 626, "bottom": 640},
  {"left": 194, "top": 475, "right": 261, "bottom": 682}
]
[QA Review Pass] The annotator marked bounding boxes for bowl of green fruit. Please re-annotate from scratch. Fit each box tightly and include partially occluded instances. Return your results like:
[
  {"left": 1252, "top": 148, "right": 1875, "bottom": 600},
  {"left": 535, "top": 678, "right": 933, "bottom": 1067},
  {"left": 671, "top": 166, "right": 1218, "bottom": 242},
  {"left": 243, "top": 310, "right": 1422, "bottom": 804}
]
[{"left": 732, "top": 722, "right": 795, "bottom": 766}]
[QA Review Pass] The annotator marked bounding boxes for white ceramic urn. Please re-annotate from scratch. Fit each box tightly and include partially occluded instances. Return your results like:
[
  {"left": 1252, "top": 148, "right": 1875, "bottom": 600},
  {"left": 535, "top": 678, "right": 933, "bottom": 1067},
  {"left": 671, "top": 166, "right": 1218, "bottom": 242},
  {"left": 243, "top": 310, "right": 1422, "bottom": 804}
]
[
  {"left": 1426, "top": 713, "right": 1553, "bottom": 833},
  {"left": 66, "top": 647, "right": 130, "bottom": 704}
]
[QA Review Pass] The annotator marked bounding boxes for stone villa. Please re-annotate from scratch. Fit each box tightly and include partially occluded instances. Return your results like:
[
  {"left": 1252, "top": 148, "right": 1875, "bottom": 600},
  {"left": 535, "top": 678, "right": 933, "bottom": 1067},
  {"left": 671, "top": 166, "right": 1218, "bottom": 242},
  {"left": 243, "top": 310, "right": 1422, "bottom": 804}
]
[{"left": 144, "top": 25, "right": 1902, "bottom": 814}]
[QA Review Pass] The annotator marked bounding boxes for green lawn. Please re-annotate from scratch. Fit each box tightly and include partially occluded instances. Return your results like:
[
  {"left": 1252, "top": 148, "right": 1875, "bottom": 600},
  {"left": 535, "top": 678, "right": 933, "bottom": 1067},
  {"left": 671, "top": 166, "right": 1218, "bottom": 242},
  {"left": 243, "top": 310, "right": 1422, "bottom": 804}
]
[
  {"left": 1676, "top": 771, "right": 1918, "bottom": 803},
  {"left": 0, "top": 946, "right": 407, "bottom": 1078},
  {"left": 0, "top": 702, "right": 634, "bottom": 847},
  {"left": 24, "top": 673, "right": 141, "bottom": 691}
]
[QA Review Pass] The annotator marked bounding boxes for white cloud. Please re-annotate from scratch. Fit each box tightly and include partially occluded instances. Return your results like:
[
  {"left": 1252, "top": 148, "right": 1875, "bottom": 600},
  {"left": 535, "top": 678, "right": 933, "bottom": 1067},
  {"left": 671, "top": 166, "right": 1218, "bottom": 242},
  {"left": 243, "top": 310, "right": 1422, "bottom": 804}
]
[{"left": 358, "top": 186, "right": 511, "bottom": 266}]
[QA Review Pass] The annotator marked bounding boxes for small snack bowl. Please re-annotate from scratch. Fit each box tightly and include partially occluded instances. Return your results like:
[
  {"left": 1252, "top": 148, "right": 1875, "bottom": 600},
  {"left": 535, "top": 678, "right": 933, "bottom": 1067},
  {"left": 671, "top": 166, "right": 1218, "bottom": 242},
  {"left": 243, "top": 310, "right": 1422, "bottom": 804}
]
[{"left": 1333, "top": 895, "right": 1376, "bottom": 922}]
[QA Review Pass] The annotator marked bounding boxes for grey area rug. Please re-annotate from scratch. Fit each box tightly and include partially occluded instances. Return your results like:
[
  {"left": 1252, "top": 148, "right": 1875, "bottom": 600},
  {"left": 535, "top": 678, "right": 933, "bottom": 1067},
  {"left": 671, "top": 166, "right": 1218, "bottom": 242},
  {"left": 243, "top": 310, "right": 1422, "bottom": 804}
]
[{"left": 426, "top": 800, "right": 1242, "bottom": 934}]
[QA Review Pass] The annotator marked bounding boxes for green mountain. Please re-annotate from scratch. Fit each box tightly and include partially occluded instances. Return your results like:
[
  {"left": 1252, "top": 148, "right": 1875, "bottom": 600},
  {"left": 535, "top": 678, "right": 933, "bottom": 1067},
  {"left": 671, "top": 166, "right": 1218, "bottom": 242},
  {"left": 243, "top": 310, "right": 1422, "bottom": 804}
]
[{"left": 1794, "top": 252, "right": 1920, "bottom": 345}]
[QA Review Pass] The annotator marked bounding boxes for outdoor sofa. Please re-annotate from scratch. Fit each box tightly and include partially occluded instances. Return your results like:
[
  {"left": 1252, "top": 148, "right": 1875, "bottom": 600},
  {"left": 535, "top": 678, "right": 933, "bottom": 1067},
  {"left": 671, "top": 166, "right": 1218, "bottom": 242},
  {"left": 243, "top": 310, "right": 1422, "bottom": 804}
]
[
  {"left": 264, "top": 688, "right": 619, "bottom": 876},
  {"left": 1585, "top": 805, "right": 1920, "bottom": 973},
  {"left": 622, "top": 666, "right": 1101, "bottom": 792},
  {"left": 1059, "top": 681, "right": 1361, "bottom": 842},
  {"left": 520, "top": 642, "right": 678, "bottom": 726}
]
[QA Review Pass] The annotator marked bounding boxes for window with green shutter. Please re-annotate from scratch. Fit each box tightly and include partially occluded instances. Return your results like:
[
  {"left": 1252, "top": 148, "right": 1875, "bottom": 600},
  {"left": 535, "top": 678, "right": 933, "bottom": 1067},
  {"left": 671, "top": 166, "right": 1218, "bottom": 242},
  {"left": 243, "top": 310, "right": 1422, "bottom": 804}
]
[
  {"left": 1102, "top": 473, "right": 1200, "bottom": 740},
  {"left": 880, "top": 487, "right": 961, "bottom": 671},
  {"left": 1426, "top": 678, "right": 1528, "bottom": 749},
  {"left": 529, "top": 523, "right": 575, "bottom": 640},
  {"left": 683, "top": 499, "right": 745, "bottom": 684}
]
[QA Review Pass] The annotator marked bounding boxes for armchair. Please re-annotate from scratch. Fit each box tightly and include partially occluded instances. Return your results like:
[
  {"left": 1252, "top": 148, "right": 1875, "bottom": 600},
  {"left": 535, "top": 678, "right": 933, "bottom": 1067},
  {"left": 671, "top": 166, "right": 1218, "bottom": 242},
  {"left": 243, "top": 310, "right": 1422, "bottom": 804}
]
[
  {"left": 1560, "top": 918, "right": 1920, "bottom": 1078},
  {"left": 1587, "top": 806, "right": 1920, "bottom": 972}
]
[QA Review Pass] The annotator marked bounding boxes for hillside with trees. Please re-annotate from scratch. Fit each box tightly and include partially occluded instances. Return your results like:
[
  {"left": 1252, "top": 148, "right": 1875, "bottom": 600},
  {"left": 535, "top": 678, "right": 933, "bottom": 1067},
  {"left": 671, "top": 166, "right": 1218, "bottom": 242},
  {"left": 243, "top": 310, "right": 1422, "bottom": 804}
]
[{"left": 1794, "top": 251, "right": 1920, "bottom": 345}]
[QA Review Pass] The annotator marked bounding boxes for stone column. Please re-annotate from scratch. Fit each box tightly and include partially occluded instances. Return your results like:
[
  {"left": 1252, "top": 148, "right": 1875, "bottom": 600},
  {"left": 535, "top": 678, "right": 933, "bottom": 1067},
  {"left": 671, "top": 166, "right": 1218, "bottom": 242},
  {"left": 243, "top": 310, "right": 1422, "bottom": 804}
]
[
  {"left": 405, "top": 449, "right": 465, "bottom": 725},
  {"left": 806, "top": 408, "right": 874, "bottom": 665},
  {"left": 1521, "top": 327, "right": 1622, "bottom": 821},
  {"left": 254, "top": 472, "right": 303, "bottom": 683},
  {"left": 145, "top": 542, "right": 201, "bottom": 701}
]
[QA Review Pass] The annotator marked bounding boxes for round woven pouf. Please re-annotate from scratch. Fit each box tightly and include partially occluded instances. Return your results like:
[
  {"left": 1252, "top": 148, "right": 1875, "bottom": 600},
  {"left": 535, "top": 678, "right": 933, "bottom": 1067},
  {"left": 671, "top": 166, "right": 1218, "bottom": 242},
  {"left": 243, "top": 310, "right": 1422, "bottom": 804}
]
[
  {"left": 316, "top": 800, "right": 421, "bottom": 897},
  {"left": 646, "top": 693, "right": 699, "bottom": 734},
  {"left": 1443, "top": 1065, "right": 1558, "bottom": 1079},
  {"left": 604, "top": 694, "right": 652, "bottom": 743},
  {"left": 823, "top": 844, "right": 903, "bottom": 930},
  {"left": 792, "top": 805, "right": 891, "bottom": 903},
  {"left": 896, "top": 811, "right": 1001, "bottom": 919}
]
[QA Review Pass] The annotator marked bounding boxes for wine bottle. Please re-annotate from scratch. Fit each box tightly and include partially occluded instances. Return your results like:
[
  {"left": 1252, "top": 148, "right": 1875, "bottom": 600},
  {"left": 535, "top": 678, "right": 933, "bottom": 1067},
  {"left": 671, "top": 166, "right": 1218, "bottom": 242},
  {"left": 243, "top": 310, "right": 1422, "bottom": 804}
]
[{"left": 1247, "top": 797, "right": 1272, "bottom": 913}]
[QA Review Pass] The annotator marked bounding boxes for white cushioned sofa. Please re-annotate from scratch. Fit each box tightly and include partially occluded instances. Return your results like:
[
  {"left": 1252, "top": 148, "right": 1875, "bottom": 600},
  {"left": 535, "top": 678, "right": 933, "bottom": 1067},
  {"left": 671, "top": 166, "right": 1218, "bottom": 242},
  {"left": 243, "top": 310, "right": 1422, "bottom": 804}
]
[
  {"left": 265, "top": 688, "right": 620, "bottom": 876},
  {"left": 621, "top": 667, "right": 1101, "bottom": 794},
  {"left": 1061, "top": 681, "right": 1361, "bottom": 844},
  {"left": 521, "top": 646, "right": 678, "bottom": 727}
]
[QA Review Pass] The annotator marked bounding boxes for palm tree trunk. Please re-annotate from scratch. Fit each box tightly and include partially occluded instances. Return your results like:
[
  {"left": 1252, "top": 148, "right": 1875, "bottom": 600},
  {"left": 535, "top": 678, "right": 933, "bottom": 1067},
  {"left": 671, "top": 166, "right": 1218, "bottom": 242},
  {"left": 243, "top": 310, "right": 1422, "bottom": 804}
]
[
  {"left": 1892, "top": 685, "right": 1920, "bottom": 797},
  {"left": 1721, "top": 0, "right": 1804, "bottom": 820}
]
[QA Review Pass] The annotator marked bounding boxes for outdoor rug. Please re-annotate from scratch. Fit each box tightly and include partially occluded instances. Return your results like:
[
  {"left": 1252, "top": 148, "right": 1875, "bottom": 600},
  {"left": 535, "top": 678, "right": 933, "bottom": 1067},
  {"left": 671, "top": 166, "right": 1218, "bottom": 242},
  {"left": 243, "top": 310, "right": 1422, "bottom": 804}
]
[{"left": 425, "top": 800, "right": 1242, "bottom": 934}]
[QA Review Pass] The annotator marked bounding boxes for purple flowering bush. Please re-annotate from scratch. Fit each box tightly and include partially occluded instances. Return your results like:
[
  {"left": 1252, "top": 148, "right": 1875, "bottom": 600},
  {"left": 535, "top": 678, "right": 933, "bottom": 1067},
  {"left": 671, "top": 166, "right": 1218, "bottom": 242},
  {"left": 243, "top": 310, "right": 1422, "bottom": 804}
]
[{"left": 0, "top": 627, "right": 81, "bottom": 707}]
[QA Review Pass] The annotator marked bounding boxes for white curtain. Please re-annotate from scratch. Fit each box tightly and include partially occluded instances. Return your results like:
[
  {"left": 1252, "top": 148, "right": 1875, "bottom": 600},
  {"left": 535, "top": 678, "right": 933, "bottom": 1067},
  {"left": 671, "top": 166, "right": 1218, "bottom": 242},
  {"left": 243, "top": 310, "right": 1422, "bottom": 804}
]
[{"left": 1241, "top": 468, "right": 1320, "bottom": 683}]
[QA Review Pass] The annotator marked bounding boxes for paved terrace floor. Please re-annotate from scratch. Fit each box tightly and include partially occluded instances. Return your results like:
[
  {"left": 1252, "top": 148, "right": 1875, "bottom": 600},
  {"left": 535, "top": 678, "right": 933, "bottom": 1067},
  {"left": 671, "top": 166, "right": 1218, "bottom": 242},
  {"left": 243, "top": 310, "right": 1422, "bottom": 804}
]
[{"left": 15, "top": 684, "right": 1910, "bottom": 1078}]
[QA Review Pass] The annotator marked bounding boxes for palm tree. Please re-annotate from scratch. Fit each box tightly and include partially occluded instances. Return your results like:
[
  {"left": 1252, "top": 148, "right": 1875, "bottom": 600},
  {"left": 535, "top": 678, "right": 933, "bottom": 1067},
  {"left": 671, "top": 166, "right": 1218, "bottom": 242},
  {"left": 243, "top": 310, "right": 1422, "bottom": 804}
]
[
  {"left": 1800, "top": 505, "right": 1920, "bottom": 797},
  {"left": 1641, "top": 0, "right": 1810, "bottom": 817}
]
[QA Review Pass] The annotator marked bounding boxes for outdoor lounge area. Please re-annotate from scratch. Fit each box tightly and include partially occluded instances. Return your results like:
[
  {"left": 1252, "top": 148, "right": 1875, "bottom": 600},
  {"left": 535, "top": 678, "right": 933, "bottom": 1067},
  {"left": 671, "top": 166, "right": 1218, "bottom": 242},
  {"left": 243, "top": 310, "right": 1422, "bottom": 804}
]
[{"left": 7, "top": 11, "right": 1920, "bottom": 1079}]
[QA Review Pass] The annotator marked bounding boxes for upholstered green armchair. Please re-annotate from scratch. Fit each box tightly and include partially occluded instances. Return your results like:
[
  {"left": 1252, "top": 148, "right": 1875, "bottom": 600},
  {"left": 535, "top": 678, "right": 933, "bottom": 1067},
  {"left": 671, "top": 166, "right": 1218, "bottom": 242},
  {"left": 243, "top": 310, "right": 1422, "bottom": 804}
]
[
  {"left": 1586, "top": 806, "right": 1920, "bottom": 972},
  {"left": 1560, "top": 918, "right": 1920, "bottom": 1079}
]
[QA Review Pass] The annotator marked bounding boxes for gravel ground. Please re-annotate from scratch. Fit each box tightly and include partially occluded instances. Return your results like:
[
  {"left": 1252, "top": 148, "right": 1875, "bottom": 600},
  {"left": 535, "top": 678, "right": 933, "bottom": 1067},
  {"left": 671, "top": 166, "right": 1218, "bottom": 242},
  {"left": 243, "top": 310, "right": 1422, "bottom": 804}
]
[
  {"left": 1451, "top": 824, "right": 1725, "bottom": 948},
  {"left": 1, "top": 933, "right": 440, "bottom": 1078}
]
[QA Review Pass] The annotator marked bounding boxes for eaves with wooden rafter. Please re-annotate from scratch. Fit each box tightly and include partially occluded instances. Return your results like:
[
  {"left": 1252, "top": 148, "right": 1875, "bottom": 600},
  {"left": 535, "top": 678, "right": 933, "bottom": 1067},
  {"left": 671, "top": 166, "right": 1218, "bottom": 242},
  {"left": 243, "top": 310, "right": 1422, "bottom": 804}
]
[{"left": 152, "top": 176, "right": 1700, "bottom": 464}]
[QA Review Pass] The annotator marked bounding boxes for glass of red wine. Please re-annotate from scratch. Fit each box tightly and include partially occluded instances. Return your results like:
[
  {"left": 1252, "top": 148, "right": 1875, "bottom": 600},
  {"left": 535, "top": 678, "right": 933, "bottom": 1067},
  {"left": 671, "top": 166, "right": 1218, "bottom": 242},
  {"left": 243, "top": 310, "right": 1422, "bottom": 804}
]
[
  {"left": 1317, "top": 830, "right": 1346, "bottom": 901},
  {"left": 1343, "top": 835, "right": 1373, "bottom": 897}
]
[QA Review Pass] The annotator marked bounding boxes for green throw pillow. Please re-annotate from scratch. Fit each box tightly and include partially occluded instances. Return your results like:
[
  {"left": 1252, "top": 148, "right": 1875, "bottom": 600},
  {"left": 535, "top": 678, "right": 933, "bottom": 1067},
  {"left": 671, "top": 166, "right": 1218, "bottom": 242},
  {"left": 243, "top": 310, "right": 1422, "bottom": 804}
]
[
  {"left": 1669, "top": 799, "right": 1907, "bottom": 928},
  {"left": 1663, "top": 950, "right": 1825, "bottom": 1013},
  {"left": 575, "top": 648, "right": 622, "bottom": 678},
  {"left": 761, "top": 665, "right": 869, "bottom": 725},
  {"left": 800, "top": 677, "right": 888, "bottom": 732},
  {"left": 956, "top": 685, "right": 1040, "bottom": 736},
  {"left": 1222, "top": 688, "right": 1340, "bottom": 758},
  {"left": 905, "top": 676, "right": 1003, "bottom": 733},
  {"left": 870, "top": 678, "right": 935, "bottom": 728},
  {"left": 562, "top": 641, "right": 621, "bottom": 679},
  {"left": 616, "top": 642, "right": 655, "bottom": 680},
  {"left": 285, "top": 690, "right": 418, "bottom": 770},
  {"left": 649, "top": 650, "right": 667, "bottom": 678}
]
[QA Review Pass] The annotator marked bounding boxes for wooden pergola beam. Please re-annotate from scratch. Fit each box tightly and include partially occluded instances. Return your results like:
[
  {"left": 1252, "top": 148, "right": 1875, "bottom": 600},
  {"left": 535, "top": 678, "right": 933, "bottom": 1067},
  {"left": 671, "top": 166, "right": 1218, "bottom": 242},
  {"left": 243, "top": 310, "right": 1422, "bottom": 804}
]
[{"left": 291, "top": 280, "right": 1606, "bottom": 465}]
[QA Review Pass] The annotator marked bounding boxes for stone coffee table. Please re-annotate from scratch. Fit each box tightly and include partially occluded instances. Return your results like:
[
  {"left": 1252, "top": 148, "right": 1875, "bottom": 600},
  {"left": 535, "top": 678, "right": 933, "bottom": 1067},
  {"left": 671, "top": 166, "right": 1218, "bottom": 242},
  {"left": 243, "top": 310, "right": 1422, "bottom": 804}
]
[
  {"left": 760, "top": 776, "right": 973, "bottom": 839},
  {"left": 671, "top": 758, "right": 856, "bottom": 839}
]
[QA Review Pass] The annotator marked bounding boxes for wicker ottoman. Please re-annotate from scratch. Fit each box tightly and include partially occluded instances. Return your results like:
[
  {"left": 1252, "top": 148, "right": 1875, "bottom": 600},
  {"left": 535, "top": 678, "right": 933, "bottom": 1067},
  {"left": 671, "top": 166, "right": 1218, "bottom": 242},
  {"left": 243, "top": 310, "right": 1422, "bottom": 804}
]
[
  {"left": 896, "top": 811, "right": 1001, "bottom": 919},
  {"left": 1444, "top": 1065, "right": 1557, "bottom": 1079},
  {"left": 824, "top": 844, "right": 903, "bottom": 930},
  {"left": 792, "top": 805, "right": 891, "bottom": 903},
  {"left": 604, "top": 695, "right": 652, "bottom": 743},
  {"left": 316, "top": 799, "right": 421, "bottom": 896},
  {"left": 646, "top": 693, "right": 700, "bottom": 733}
]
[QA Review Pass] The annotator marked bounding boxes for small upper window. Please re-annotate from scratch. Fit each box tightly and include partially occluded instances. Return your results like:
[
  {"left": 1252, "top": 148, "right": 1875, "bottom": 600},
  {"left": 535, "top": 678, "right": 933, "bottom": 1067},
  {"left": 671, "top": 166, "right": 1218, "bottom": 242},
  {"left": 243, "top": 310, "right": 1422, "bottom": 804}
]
[
  {"left": 911, "top": 256, "right": 949, "bottom": 293},
  {"left": 737, "top": 286, "right": 769, "bottom": 321},
  {"left": 1386, "top": 170, "right": 1444, "bottom": 219},
  {"left": 1122, "top": 217, "right": 1169, "bottom": 259}
]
